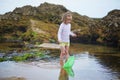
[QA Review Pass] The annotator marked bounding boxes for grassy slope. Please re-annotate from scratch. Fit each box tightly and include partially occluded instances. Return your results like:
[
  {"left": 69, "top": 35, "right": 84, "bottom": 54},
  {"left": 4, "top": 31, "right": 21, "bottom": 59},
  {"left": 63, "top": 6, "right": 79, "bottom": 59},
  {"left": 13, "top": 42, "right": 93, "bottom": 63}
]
[
  {"left": 0, "top": 2, "right": 119, "bottom": 48},
  {"left": 30, "top": 19, "right": 58, "bottom": 43}
]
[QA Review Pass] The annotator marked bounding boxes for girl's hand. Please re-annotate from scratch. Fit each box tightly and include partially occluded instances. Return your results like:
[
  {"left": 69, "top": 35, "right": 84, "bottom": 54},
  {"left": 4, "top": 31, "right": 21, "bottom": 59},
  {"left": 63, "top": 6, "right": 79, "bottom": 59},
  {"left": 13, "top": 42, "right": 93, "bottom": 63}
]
[
  {"left": 58, "top": 40, "right": 61, "bottom": 44},
  {"left": 72, "top": 33, "right": 77, "bottom": 37}
]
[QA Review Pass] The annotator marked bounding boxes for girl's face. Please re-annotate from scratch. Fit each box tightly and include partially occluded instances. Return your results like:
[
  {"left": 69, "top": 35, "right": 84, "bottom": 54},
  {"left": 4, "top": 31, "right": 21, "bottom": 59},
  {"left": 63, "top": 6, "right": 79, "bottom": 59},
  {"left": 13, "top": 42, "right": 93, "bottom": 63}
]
[{"left": 65, "top": 14, "right": 72, "bottom": 24}]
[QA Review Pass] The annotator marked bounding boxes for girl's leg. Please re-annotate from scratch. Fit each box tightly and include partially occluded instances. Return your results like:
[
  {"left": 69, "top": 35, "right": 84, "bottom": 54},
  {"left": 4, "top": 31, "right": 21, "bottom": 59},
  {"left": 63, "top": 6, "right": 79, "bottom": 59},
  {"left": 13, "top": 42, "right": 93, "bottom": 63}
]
[
  {"left": 65, "top": 46, "right": 70, "bottom": 60},
  {"left": 60, "top": 46, "right": 65, "bottom": 66}
]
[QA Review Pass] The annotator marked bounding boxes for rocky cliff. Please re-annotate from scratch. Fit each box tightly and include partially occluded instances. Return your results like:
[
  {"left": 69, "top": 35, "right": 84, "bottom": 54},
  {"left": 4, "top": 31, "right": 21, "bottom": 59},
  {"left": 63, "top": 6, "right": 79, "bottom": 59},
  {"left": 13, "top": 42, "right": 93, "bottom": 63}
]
[{"left": 0, "top": 2, "right": 119, "bottom": 48}]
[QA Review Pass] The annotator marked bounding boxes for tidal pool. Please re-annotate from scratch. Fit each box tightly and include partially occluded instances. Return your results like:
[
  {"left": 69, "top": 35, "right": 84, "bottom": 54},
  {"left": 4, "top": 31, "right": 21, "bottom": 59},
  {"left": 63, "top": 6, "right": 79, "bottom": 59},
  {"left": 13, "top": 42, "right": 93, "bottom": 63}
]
[
  {"left": 0, "top": 43, "right": 120, "bottom": 80},
  {"left": 0, "top": 52, "right": 120, "bottom": 80}
]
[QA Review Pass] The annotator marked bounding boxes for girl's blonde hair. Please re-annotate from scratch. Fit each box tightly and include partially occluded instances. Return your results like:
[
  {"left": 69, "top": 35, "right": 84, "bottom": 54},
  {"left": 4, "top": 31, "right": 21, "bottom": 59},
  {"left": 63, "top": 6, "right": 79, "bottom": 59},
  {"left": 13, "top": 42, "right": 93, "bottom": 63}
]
[{"left": 61, "top": 11, "right": 72, "bottom": 21}]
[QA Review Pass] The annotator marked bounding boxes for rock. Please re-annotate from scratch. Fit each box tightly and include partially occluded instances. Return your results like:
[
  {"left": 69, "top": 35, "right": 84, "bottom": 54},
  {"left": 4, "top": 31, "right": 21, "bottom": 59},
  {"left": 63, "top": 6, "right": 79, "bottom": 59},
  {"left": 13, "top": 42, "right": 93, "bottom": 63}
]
[
  {"left": 0, "top": 77, "right": 26, "bottom": 80},
  {"left": 37, "top": 2, "right": 67, "bottom": 14},
  {"left": 35, "top": 43, "right": 60, "bottom": 49},
  {"left": 0, "top": 2, "right": 119, "bottom": 47},
  {"left": 13, "top": 5, "right": 38, "bottom": 16},
  {"left": 0, "top": 53, "right": 5, "bottom": 58},
  {"left": 98, "top": 9, "right": 120, "bottom": 47}
]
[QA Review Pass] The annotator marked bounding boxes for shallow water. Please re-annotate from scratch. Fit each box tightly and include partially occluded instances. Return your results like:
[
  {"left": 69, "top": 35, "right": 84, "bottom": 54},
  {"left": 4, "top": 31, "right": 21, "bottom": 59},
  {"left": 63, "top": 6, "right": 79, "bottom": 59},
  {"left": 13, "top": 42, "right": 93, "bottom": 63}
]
[
  {"left": 0, "top": 43, "right": 120, "bottom": 80},
  {"left": 0, "top": 52, "right": 120, "bottom": 80}
]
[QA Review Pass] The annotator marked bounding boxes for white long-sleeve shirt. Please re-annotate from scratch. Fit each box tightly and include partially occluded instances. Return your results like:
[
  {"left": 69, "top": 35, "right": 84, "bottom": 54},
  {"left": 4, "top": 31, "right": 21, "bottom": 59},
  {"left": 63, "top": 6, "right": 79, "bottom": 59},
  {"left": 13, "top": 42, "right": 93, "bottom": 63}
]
[{"left": 58, "top": 22, "right": 75, "bottom": 42}]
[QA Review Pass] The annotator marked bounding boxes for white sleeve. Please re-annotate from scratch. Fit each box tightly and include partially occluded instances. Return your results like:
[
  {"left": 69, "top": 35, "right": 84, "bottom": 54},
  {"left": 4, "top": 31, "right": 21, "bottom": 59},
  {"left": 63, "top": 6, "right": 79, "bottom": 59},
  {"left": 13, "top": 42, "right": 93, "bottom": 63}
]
[
  {"left": 70, "top": 31, "right": 75, "bottom": 36},
  {"left": 58, "top": 24, "right": 63, "bottom": 42},
  {"left": 69, "top": 24, "right": 75, "bottom": 36}
]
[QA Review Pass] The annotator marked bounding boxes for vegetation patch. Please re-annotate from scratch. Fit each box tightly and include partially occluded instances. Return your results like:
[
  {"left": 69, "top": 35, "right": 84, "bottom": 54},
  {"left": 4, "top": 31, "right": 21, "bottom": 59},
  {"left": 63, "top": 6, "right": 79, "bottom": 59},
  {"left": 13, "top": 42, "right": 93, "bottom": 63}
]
[{"left": 0, "top": 51, "right": 47, "bottom": 62}]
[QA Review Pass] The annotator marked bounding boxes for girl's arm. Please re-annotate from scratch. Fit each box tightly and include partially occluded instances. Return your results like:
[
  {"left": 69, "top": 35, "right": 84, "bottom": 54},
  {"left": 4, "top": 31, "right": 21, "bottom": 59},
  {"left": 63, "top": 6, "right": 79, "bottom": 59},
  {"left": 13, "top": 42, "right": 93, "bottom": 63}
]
[
  {"left": 70, "top": 31, "right": 77, "bottom": 37},
  {"left": 69, "top": 24, "right": 77, "bottom": 37},
  {"left": 58, "top": 24, "right": 63, "bottom": 42}
]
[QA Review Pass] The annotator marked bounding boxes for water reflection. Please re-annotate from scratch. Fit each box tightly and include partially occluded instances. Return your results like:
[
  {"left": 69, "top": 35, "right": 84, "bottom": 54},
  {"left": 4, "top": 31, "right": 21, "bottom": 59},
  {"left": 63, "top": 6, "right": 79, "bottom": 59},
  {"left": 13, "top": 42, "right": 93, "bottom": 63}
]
[
  {"left": 73, "top": 53, "right": 120, "bottom": 80},
  {"left": 59, "top": 57, "right": 75, "bottom": 80},
  {"left": 59, "top": 68, "right": 69, "bottom": 80},
  {"left": 94, "top": 54, "right": 120, "bottom": 71},
  {"left": 93, "top": 54, "right": 120, "bottom": 79},
  {"left": 59, "top": 67, "right": 74, "bottom": 80}
]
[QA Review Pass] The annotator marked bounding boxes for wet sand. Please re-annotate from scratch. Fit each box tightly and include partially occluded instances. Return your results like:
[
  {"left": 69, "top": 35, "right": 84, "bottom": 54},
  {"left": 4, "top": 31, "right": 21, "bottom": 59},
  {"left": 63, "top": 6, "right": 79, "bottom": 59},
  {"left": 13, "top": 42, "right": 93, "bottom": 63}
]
[
  {"left": 0, "top": 61, "right": 59, "bottom": 80},
  {"left": 0, "top": 77, "right": 26, "bottom": 80}
]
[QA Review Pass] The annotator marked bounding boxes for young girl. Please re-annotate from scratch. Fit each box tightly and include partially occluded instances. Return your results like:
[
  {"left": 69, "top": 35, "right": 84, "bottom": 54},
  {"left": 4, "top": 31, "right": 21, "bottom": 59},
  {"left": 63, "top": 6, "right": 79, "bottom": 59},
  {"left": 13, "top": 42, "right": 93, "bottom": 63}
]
[{"left": 58, "top": 11, "right": 76, "bottom": 66}]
